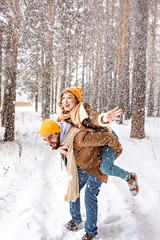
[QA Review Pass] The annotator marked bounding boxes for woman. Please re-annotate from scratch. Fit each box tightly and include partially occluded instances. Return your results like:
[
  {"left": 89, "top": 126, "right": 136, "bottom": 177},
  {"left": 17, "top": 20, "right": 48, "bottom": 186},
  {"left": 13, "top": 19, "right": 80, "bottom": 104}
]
[{"left": 57, "top": 87, "right": 139, "bottom": 197}]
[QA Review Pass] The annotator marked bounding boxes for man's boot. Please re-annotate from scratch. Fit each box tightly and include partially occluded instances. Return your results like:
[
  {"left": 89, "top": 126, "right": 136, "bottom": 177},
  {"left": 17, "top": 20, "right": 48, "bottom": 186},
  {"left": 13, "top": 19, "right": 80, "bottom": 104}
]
[
  {"left": 65, "top": 220, "right": 82, "bottom": 231},
  {"left": 81, "top": 232, "right": 94, "bottom": 240}
]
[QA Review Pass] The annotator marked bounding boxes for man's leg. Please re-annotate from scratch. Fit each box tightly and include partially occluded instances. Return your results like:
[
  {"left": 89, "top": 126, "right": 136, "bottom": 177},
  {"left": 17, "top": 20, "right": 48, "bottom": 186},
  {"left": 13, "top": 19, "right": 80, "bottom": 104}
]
[
  {"left": 84, "top": 174, "right": 102, "bottom": 237},
  {"left": 69, "top": 167, "right": 88, "bottom": 224}
]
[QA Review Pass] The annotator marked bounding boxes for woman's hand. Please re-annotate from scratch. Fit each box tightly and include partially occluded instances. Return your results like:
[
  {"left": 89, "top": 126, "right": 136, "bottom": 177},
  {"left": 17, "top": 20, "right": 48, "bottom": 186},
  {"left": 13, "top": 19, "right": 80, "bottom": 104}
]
[
  {"left": 57, "top": 147, "right": 68, "bottom": 156},
  {"left": 103, "top": 106, "right": 122, "bottom": 122}
]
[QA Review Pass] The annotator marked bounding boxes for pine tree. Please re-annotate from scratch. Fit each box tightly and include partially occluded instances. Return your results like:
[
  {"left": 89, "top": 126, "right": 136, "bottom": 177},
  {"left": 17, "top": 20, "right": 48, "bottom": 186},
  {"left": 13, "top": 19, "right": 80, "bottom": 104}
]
[
  {"left": 116, "top": 0, "right": 130, "bottom": 122},
  {"left": 0, "top": 29, "right": 2, "bottom": 110},
  {"left": 41, "top": 0, "right": 55, "bottom": 120},
  {"left": 147, "top": 0, "right": 157, "bottom": 116},
  {"left": 130, "top": 0, "right": 148, "bottom": 139},
  {"left": 3, "top": 0, "right": 20, "bottom": 141}
]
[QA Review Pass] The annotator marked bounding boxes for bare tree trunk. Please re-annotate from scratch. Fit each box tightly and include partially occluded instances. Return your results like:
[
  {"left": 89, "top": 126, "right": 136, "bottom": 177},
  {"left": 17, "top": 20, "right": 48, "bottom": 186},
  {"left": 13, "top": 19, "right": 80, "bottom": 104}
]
[
  {"left": 35, "top": 70, "right": 38, "bottom": 112},
  {"left": 156, "top": 82, "right": 160, "bottom": 117},
  {"left": 54, "top": 52, "right": 61, "bottom": 113},
  {"left": 147, "top": 0, "right": 157, "bottom": 116},
  {"left": 91, "top": 0, "right": 99, "bottom": 109},
  {"left": 87, "top": 50, "right": 91, "bottom": 105},
  {"left": 1, "top": 27, "right": 8, "bottom": 127},
  {"left": 60, "top": 27, "right": 67, "bottom": 92},
  {"left": 91, "top": 30, "right": 96, "bottom": 107},
  {"left": 75, "top": 50, "right": 79, "bottom": 86},
  {"left": 130, "top": 0, "right": 148, "bottom": 139},
  {"left": 50, "top": 64, "right": 54, "bottom": 114},
  {"left": 98, "top": 0, "right": 104, "bottom": 113},
  {"left": 1, "top": 85, "right": 7, "bottom": 127},
  {"left": 103, "top": 0, "right": 109, "bottom": 111},
  {"left": 61, "top": 49, "right": 67, "bottom": 91},
  {"left": 35, "top": 91, "right": 38, "bottom": 112},
  {"left": 35, "top": 43, "right": 39, "bottom": 112},
  {"left": 82, "top": 28, "right": 86, "bottom": 101},
  {"left": 106, "top": 0, "right": 115, "bottom": 112},
  {"left": 68, "top": 27, "right": 72, "bottom": 88},
  {"left": 94, "top": 45, "right": 99, "bottom": 109},
  {"left": 41, "top": 41, "right": 45, "bottom": 118},
  {"left": 0, "top": 29, "right": 2, "bottom": 110},
  {"left": 3, "top": 0, "right": 19, "bottom": 141},
  {"left": 4, "top": 26, "right": 18, "bottom": 141},
  {"left": 116, "top": 0, "right": 130, "bottom": 123},
  {"left": 42, "top": 0, "right": 55, "bottom": 120},
  {"left": 86, "top": 25, "right": 92, "bottom": 105}
]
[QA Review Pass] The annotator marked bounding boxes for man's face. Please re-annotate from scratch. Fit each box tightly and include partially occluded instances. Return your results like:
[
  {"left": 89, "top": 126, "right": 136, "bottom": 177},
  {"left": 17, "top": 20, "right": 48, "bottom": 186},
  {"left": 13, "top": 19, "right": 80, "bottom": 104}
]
[{"left": 42, "top": 132, "right": 60, "bottom": 149}]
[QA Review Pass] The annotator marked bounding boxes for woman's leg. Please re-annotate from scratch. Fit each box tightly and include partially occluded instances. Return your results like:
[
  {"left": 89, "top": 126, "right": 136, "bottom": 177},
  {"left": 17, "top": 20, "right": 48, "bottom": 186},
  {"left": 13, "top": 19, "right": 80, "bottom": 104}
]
[{"left": 100, "top": 131, "right": 130, "bottom": 180}]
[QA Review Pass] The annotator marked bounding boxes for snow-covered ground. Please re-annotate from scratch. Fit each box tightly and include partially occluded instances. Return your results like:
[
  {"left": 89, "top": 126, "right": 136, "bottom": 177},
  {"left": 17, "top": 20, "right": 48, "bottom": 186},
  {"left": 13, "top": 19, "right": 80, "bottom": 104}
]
[{"left": 0, "top": 106, "right": 160, "bottom": 240}]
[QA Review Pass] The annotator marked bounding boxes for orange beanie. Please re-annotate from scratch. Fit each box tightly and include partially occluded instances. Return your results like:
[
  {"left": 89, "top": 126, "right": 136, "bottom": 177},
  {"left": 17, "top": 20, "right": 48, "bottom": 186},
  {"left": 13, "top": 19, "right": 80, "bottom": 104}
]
[
  {"left": 62, "top": 87, "right": 82, "bottom": 102},
  {"left": 40, "top": 119, "right": 60, "bottom": 137}
]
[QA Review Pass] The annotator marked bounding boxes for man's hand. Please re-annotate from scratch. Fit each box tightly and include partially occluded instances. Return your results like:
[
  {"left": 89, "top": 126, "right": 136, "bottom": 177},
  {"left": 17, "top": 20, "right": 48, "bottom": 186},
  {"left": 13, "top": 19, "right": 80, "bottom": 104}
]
[
  {"left": 57, "top": 147, "right": 68, "bottom": 156},
  {"left": 103, "top": 106, "right": 122, "bottom": 122}
]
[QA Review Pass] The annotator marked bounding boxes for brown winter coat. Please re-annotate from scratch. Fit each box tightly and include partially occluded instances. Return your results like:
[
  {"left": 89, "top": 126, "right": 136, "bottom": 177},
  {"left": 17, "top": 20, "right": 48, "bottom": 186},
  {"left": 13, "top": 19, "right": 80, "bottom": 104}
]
[
  {"left": 60, "top": 102, "right": 121, "bottom": 182},
  {"left": 69, "top": 126, "right": 123, "bottom": 183}
]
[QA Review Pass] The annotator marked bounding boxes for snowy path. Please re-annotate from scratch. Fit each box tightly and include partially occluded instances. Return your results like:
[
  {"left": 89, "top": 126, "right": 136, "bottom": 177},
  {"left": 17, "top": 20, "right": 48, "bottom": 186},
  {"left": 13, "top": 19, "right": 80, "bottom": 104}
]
[{"left": 0, "top": 108, "right": 160, "bottom": 240}]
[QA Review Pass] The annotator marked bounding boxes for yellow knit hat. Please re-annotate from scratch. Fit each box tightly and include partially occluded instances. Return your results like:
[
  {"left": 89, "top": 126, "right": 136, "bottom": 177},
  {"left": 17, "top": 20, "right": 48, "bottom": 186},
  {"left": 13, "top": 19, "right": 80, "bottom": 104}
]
[
  {"left": 62, "top": 87, "right": 82, "bottom": 102},
  {"left": 40, "top": 119, "right": 60, "bottom": 137}
]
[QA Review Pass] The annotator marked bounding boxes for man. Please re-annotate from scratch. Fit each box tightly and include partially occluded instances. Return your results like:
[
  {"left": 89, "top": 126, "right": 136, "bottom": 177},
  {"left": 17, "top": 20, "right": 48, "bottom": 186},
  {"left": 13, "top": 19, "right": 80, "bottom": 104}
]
[{"left": 40, "top": 119, "right": 123, "bottom": 240}]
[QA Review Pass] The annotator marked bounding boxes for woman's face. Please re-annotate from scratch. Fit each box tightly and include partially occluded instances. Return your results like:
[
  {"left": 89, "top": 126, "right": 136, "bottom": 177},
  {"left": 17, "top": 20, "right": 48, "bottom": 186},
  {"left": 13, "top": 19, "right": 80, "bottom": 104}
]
[{"left": 61, "top": 91, "right": 78, "bottom": 111}]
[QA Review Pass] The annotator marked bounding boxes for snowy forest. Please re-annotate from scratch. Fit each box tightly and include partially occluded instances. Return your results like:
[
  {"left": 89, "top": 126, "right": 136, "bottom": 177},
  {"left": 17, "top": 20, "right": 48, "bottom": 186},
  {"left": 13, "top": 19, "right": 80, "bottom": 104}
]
[
  {"left": 0, "top": 1, "right": 160, "bottom": 240},
  {"left": 0, "top": 0, "right": 160, "bottom": 141}
]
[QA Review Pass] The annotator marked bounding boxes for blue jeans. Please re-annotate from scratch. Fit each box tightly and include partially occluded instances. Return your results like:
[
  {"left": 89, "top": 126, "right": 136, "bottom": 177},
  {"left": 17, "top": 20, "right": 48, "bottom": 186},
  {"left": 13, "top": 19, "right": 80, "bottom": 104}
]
[
  {"left": 100, "top": 131, "right": 130, "bottom": 180},
  {"left": 70, "top": 167, "right": 102, "bottom": 237}
]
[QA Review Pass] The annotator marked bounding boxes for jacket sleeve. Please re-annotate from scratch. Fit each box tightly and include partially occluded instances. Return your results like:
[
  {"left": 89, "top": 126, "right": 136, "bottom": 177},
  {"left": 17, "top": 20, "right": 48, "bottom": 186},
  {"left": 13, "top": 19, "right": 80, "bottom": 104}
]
[
  {"left": 74, "top": 131, "right": 123, "bottom": 159},
  {"left": 83, "top": 102, "right": 100, "bottom": 126},
  {"left": 82, "top": 103, "right": 111, "bottom": 130}
]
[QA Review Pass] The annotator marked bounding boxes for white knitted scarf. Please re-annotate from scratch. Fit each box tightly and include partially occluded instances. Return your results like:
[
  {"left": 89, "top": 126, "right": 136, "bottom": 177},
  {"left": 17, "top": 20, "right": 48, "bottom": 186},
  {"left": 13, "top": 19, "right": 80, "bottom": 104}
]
[{"left": 60, "top": 127, "right": 81, "bottom": 202}]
